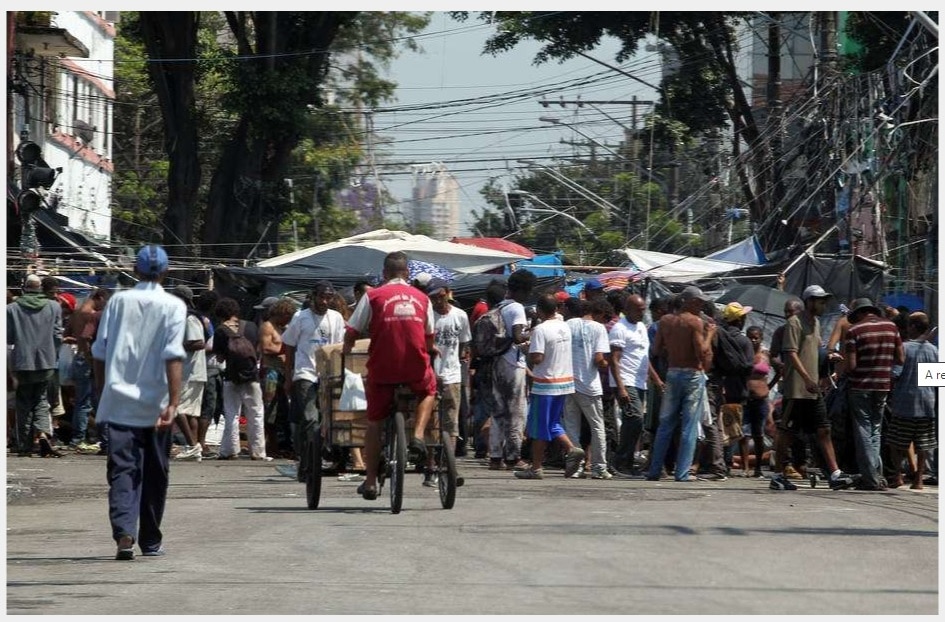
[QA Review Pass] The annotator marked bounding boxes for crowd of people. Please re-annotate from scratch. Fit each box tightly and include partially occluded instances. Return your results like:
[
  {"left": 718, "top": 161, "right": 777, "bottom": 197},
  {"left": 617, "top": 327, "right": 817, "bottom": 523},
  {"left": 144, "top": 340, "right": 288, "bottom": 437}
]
[{"left": 6, "top": 245, "right": 938, "bottom": 557}]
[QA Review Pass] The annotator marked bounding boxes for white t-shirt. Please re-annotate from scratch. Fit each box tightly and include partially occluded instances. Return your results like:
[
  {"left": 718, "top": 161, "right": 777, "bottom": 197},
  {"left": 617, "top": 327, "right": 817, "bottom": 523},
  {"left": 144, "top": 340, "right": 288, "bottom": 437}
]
[
  {"left": 609, "top": 317, "right": 650, "bottom": 390},
  {"left": 529, "top": 318, "right": 574, "bottom": 396},
  {"left": 434, "top": 305, "right": 471, "bottom": 385},
  {"left": 281, "top": 307, "right": 346, "bottom": 383},
  {"left": 566, "top": 317, "right": 610, "bottom": 396},
  {"left": 500, "top": 300, "right": 528, "bottom": 369},
  {"left": 182, "top": 313, "right": 207, "bottom": 383}
]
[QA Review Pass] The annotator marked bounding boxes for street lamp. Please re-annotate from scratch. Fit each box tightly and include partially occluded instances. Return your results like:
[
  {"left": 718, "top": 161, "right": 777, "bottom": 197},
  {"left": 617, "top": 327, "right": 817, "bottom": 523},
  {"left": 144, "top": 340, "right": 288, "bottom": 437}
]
[{"left": 509, "top": 189, "right": 595, "bottom": 236}]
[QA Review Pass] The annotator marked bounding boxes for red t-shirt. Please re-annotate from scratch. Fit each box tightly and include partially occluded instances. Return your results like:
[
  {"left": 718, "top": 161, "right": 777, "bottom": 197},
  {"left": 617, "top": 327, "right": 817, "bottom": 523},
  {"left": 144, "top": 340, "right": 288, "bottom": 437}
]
[
  {"left": 363, "top": 282, "right": 433, "bottom": 384},
  {"left": 470, "top": 299, "right": 488, "bottom": 326}
]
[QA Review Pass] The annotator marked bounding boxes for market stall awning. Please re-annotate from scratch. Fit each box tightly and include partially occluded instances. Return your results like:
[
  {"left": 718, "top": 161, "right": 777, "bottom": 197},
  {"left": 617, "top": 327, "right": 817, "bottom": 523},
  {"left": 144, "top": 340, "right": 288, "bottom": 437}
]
[{"left": 450, "top": 236, "right": 535, "bottom": 259}]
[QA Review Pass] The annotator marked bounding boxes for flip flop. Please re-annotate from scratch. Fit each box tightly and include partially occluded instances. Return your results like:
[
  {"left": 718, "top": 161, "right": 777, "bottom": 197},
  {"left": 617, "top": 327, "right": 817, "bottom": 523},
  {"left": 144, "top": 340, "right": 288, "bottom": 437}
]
[{"left": 357, "top": 482, "right": 378, "bottom": 500}]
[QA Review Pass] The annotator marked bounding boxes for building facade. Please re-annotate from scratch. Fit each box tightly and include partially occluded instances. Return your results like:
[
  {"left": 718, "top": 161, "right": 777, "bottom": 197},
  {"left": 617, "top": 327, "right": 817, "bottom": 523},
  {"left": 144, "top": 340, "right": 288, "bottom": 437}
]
[
  {"left": 9, "top": 11, "right": 116, "bottom": 245},
  {"left": 409, "top": 162, "right": 460, "bottom": 241}
]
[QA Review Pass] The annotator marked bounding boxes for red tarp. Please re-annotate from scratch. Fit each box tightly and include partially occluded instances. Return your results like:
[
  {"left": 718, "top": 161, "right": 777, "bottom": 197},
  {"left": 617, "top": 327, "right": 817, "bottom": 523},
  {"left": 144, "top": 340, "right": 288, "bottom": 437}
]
[{"left": 450, "top": 237, "right": 535, "bottom": 258}]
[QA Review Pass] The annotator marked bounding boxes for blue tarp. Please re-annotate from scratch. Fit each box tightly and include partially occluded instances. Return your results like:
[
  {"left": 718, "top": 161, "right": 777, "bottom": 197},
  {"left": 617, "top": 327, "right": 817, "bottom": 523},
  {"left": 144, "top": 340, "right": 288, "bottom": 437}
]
[
  {"left": 881, "top": 292, "right": 924, "bottom": 312},
  {"left": 506, "top": 252, "right": 565, "bottom": 278},
  {"left": 705, "top": 235, "right": 767, "bottom": 266}
]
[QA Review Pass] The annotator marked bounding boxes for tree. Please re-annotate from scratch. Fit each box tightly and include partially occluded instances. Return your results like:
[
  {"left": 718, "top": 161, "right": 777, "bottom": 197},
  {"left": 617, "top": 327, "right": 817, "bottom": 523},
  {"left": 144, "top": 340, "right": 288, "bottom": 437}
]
[
  {"left": 452, "top": 11, "right": 767, "bottom": 223},
  {"left": 118, "top": 11, "right": 429, "bottom": 259}
]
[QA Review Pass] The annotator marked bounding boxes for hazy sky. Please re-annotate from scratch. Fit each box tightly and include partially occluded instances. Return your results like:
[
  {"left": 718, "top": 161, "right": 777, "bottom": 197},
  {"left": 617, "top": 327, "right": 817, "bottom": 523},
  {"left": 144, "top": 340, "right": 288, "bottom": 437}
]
[{"left": 374, "top": 12, "right": 660, "bottom": 237}]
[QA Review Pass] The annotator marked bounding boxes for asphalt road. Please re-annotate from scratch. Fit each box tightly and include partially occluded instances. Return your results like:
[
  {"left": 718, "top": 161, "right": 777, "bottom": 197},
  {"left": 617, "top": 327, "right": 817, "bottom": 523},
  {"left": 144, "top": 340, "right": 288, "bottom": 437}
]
[{"left": 6, "top": 452, "right": 939, "bottom": 615}]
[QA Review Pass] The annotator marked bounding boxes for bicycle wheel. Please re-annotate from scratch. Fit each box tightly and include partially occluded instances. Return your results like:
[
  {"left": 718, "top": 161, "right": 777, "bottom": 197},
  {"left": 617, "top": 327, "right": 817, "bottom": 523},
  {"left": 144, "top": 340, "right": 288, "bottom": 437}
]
[
  {"left": 437, "top": 430, "right": 457, "bottom": 510},
  {"left": 389, "top": 410, "right": 407, "bottom": 514},
  {"left": 297, "top": 430, "right": 309, "bottom": 483},
  {"left": 306, "top": 430, "right": 323, "bottom": 509}
]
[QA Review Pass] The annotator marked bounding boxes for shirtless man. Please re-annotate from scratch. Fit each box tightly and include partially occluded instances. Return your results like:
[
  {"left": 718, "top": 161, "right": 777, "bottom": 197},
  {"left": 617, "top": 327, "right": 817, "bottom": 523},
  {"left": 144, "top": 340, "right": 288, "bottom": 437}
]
[{"left": 646, "top": 286, "right": 715, "bottom": 481}]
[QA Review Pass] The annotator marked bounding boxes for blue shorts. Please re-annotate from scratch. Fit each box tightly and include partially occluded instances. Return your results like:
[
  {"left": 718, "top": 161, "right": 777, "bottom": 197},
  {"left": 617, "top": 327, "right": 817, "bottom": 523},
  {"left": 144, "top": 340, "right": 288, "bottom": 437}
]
[{"left": 526, "top": 394, "right": 567, "bottom": 442}]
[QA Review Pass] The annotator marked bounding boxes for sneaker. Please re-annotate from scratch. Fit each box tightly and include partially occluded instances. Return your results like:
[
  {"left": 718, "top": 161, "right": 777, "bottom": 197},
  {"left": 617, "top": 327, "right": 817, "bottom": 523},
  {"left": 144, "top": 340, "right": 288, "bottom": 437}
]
[
  {"left": 422, "top": 472, "right": 439, "bottom": 488},
  {"left": 829, "top": 472, "right": 856, "bottom": 490},
  {"left": 769, "top": 474, "right": 798, "bottom": 491},
  {"left": 513, "top": 467, "right": 544, "bottom": 480},
  {"left": 591, "top": 467, "right": 613, "bottom": 480},
  {"left": 783, "top": 465, "right": 804, "bottom": 480},
  {"left": 506, "top": 459, "right": 530, "bottom": 471},
  {"left": 407, "top": 437, "right": 427, "bottom": 463},
  {"left": 116, "top": 535, "right": 135, "bottom": 561},
  {"left": 251, "top": 455, "right": 274, "bottom": 462},
  {"left": 141, "top": 545, "right": 166, "bottom": 557},
  {"left": 752, "top": 470, "right": 765, "bottom": 479},
  {"left": 174, "top": 444, "right": 203, "bottom": 461},
  {"left": 701, "top": 472, "right": 727, "bottom": 481},
  {"left": 488, "top": 458, "right": 505, "bottom": 471},
  {"left": 563, "top": 447, "right": 586, "bottom": 478},
  {"left": 569, "top": 463, "right": 586, "bottom": 479}
]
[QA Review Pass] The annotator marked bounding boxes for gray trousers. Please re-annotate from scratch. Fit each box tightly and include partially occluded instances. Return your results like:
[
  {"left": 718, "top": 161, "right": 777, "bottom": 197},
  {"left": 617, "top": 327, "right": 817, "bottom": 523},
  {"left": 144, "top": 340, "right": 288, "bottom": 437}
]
[
  {"left": 14, "top": 369, "right": 54, "bottom": 453},
  {"left": 488, "top": 358, "right": 526, "bottom": 462},
  {"left": 563, "top": 392, "right": 607, "bottom": 469}
]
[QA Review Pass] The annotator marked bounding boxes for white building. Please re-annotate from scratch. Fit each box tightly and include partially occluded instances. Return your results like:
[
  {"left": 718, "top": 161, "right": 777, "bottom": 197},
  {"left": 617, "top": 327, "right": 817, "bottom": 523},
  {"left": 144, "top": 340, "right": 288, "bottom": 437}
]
[
  {"left": 409, "top": 163, "right": 460, "bottom": 241},
  {"left": 10, "top": 11, "right": 116, "bottom": 242}
]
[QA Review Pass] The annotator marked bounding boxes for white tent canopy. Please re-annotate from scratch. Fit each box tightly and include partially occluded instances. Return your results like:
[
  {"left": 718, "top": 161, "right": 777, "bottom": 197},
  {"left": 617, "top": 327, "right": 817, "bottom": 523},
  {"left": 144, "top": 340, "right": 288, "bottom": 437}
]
[
  {"left": 256, "top": 229, "right": 529, "bottom": 274},
  {"left": 621, "top": 248, "right": 755, "bottom": 282}
]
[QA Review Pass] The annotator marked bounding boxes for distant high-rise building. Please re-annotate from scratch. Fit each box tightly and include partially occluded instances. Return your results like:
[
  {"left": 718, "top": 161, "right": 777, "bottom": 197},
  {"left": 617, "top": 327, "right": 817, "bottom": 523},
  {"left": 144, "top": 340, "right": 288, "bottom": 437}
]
[{"left": 410, "top": 163, "right": 460, "bottom": 240}]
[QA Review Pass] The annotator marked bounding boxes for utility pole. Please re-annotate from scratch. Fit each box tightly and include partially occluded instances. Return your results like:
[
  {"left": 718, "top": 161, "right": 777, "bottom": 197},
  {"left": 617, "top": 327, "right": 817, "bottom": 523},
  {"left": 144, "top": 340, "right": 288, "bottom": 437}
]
[{"left": 541, "top": 98, "right": 654, "bottom": 168}]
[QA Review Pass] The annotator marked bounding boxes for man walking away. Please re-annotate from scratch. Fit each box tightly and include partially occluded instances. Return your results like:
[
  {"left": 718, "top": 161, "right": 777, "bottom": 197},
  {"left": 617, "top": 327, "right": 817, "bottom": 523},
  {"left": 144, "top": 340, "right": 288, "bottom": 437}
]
[{"left": 91, "top": 245, "right": 185, "bottom": 559}]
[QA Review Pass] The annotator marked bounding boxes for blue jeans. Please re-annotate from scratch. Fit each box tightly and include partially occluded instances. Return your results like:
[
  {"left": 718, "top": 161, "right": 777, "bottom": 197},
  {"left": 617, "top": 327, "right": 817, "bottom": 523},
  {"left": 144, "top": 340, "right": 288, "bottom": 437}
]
[
  {"left": 71, "top": 354, "right": 94, "bottom": 444},
  {"left": 849, "top": 390, "right": 886, "bottom": 488},
  {"left": 647, "top": 369, "right": 706, "bottom": 481}
]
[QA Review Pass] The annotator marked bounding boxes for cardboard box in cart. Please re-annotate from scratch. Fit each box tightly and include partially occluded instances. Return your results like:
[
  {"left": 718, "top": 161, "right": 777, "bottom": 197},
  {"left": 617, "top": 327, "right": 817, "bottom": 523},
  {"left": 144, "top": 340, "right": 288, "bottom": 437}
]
[{"left": 316, "top": 340, "right": 370, "bottom": 446}]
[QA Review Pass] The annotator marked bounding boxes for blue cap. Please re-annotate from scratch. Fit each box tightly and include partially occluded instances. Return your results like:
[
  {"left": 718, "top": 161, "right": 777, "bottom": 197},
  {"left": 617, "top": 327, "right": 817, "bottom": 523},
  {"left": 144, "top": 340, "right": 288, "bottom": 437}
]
[
  {"left": 585, "top": 278, "right": 604, "bottom": 291},
  {"left": 135, "top": 244, "right": 169, "bottom": 277}
]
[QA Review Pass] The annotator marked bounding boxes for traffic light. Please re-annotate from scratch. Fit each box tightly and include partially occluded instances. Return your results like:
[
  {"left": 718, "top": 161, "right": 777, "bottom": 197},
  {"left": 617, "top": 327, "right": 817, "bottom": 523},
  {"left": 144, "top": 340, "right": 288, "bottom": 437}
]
[{"left": 15, "top": 141, "right": 60, "bottom": 213}]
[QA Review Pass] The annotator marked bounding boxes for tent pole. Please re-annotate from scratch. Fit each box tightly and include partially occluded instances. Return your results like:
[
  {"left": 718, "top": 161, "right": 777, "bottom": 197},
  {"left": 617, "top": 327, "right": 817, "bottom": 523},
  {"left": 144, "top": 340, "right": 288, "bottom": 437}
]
[{"left": 781, "top": 224, "right": 838, "bottom": 277}]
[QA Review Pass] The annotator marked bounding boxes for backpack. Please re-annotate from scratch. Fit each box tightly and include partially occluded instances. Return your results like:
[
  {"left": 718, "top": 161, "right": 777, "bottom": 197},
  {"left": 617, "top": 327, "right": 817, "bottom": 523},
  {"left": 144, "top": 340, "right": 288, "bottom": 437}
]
[
  {"left": 713, "top": 325, "right": 754, "bottom": 377},
  {"left": 471, "top": 301, "right": 513, "bottom": 359},
  {"left": 221, "top": 320, "right": 258, "bottom": 383}
]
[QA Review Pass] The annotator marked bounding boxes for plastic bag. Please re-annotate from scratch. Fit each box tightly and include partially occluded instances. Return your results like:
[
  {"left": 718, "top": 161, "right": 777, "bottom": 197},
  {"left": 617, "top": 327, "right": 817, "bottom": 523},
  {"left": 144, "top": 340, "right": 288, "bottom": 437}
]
[
  {"left": 339, "top": 369, "right": 368, "bottom": 411},
  {"left": 58, "top": 344, "right": 76, "bottom": 386}
]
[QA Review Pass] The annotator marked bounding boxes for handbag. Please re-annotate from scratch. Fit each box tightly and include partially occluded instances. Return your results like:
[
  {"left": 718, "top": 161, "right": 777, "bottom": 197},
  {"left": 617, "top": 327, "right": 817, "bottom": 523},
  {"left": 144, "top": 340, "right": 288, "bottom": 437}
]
[{"left": 721, "top": 403, "right": 745, "bottom": 443}]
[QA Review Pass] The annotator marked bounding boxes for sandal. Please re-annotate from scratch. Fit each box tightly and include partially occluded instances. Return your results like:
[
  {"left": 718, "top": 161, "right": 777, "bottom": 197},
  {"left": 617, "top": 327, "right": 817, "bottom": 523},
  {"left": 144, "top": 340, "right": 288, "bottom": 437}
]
[
  {"left": 39, "top": 437, "right": 63, "bottom": 458},
  {"left": 357, "top": 482, "right": 378, "bottom": 500}
]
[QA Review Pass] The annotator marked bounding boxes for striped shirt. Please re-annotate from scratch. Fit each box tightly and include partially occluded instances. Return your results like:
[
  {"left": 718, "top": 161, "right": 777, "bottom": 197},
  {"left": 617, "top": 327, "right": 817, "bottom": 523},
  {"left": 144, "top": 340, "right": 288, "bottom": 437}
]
[
  {"left": 529, "top": 318, "right": 574, "bottom": 396},
  {"left": 845, "top": 315, "right": 902, "bottom": 391}
]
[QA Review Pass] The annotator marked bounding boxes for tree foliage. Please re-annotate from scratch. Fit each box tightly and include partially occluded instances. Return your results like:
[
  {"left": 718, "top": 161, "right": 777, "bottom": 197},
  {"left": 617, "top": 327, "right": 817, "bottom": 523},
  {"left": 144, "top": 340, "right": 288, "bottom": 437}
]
[{"left": 114, "top": 11, "right": 429, "bottom": 260}]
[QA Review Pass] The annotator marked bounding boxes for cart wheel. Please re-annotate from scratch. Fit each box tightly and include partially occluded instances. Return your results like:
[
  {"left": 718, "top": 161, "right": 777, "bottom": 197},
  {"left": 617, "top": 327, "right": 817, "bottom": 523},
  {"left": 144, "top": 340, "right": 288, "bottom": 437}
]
[
  {"left": 389, "top": 410, "right": 406, "bottom": 514},
  {"left": 437, "top": 431, "right": 457, "bottom": 510},
  {"left": 809, "top": 473, "right": 818, "bottom": 489},
  {"left": 306, "top": 431, "right": 323, "bottom": 509},
  {"left": 297, "top": 432, "right": 309, "bottom": 483}
]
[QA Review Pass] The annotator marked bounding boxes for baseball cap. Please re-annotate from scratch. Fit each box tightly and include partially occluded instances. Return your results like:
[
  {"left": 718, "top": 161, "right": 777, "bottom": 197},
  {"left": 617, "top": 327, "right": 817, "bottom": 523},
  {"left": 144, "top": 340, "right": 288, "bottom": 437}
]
[
  {"left": 554, "top": 290, "right": 570, "bottom": 302},
  {"left": 253, "top": 296, "right": 280, "bottom": 311},
  {"left": 679, "top": 285, "right": 711, "bottom": 302},
  {"left": 426, "top": 278, "right": 450, "bottom": 297},
  {"left": 22, "top": 274, "right": 43, "bottom": 293},
  {"left": 584, "top": 278, "right": 604, "bottom": 291},
  {"left": 801, "top": 285, "right": 831, "bottom": 300},
  {"left": 721, "top": 302, "right": 753, "bottom": 322},
  {"left": 57, "top": 292, "right": 77, "bottom": 311},
  {"left": 171, "top": 285, "right": 194, "bottom": 305},
  {"left": 135, "top": 244, "right": 169, "bottom": 277},
  {"left": 413, "top": 272, "right": 433, "bottom": 289}
]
